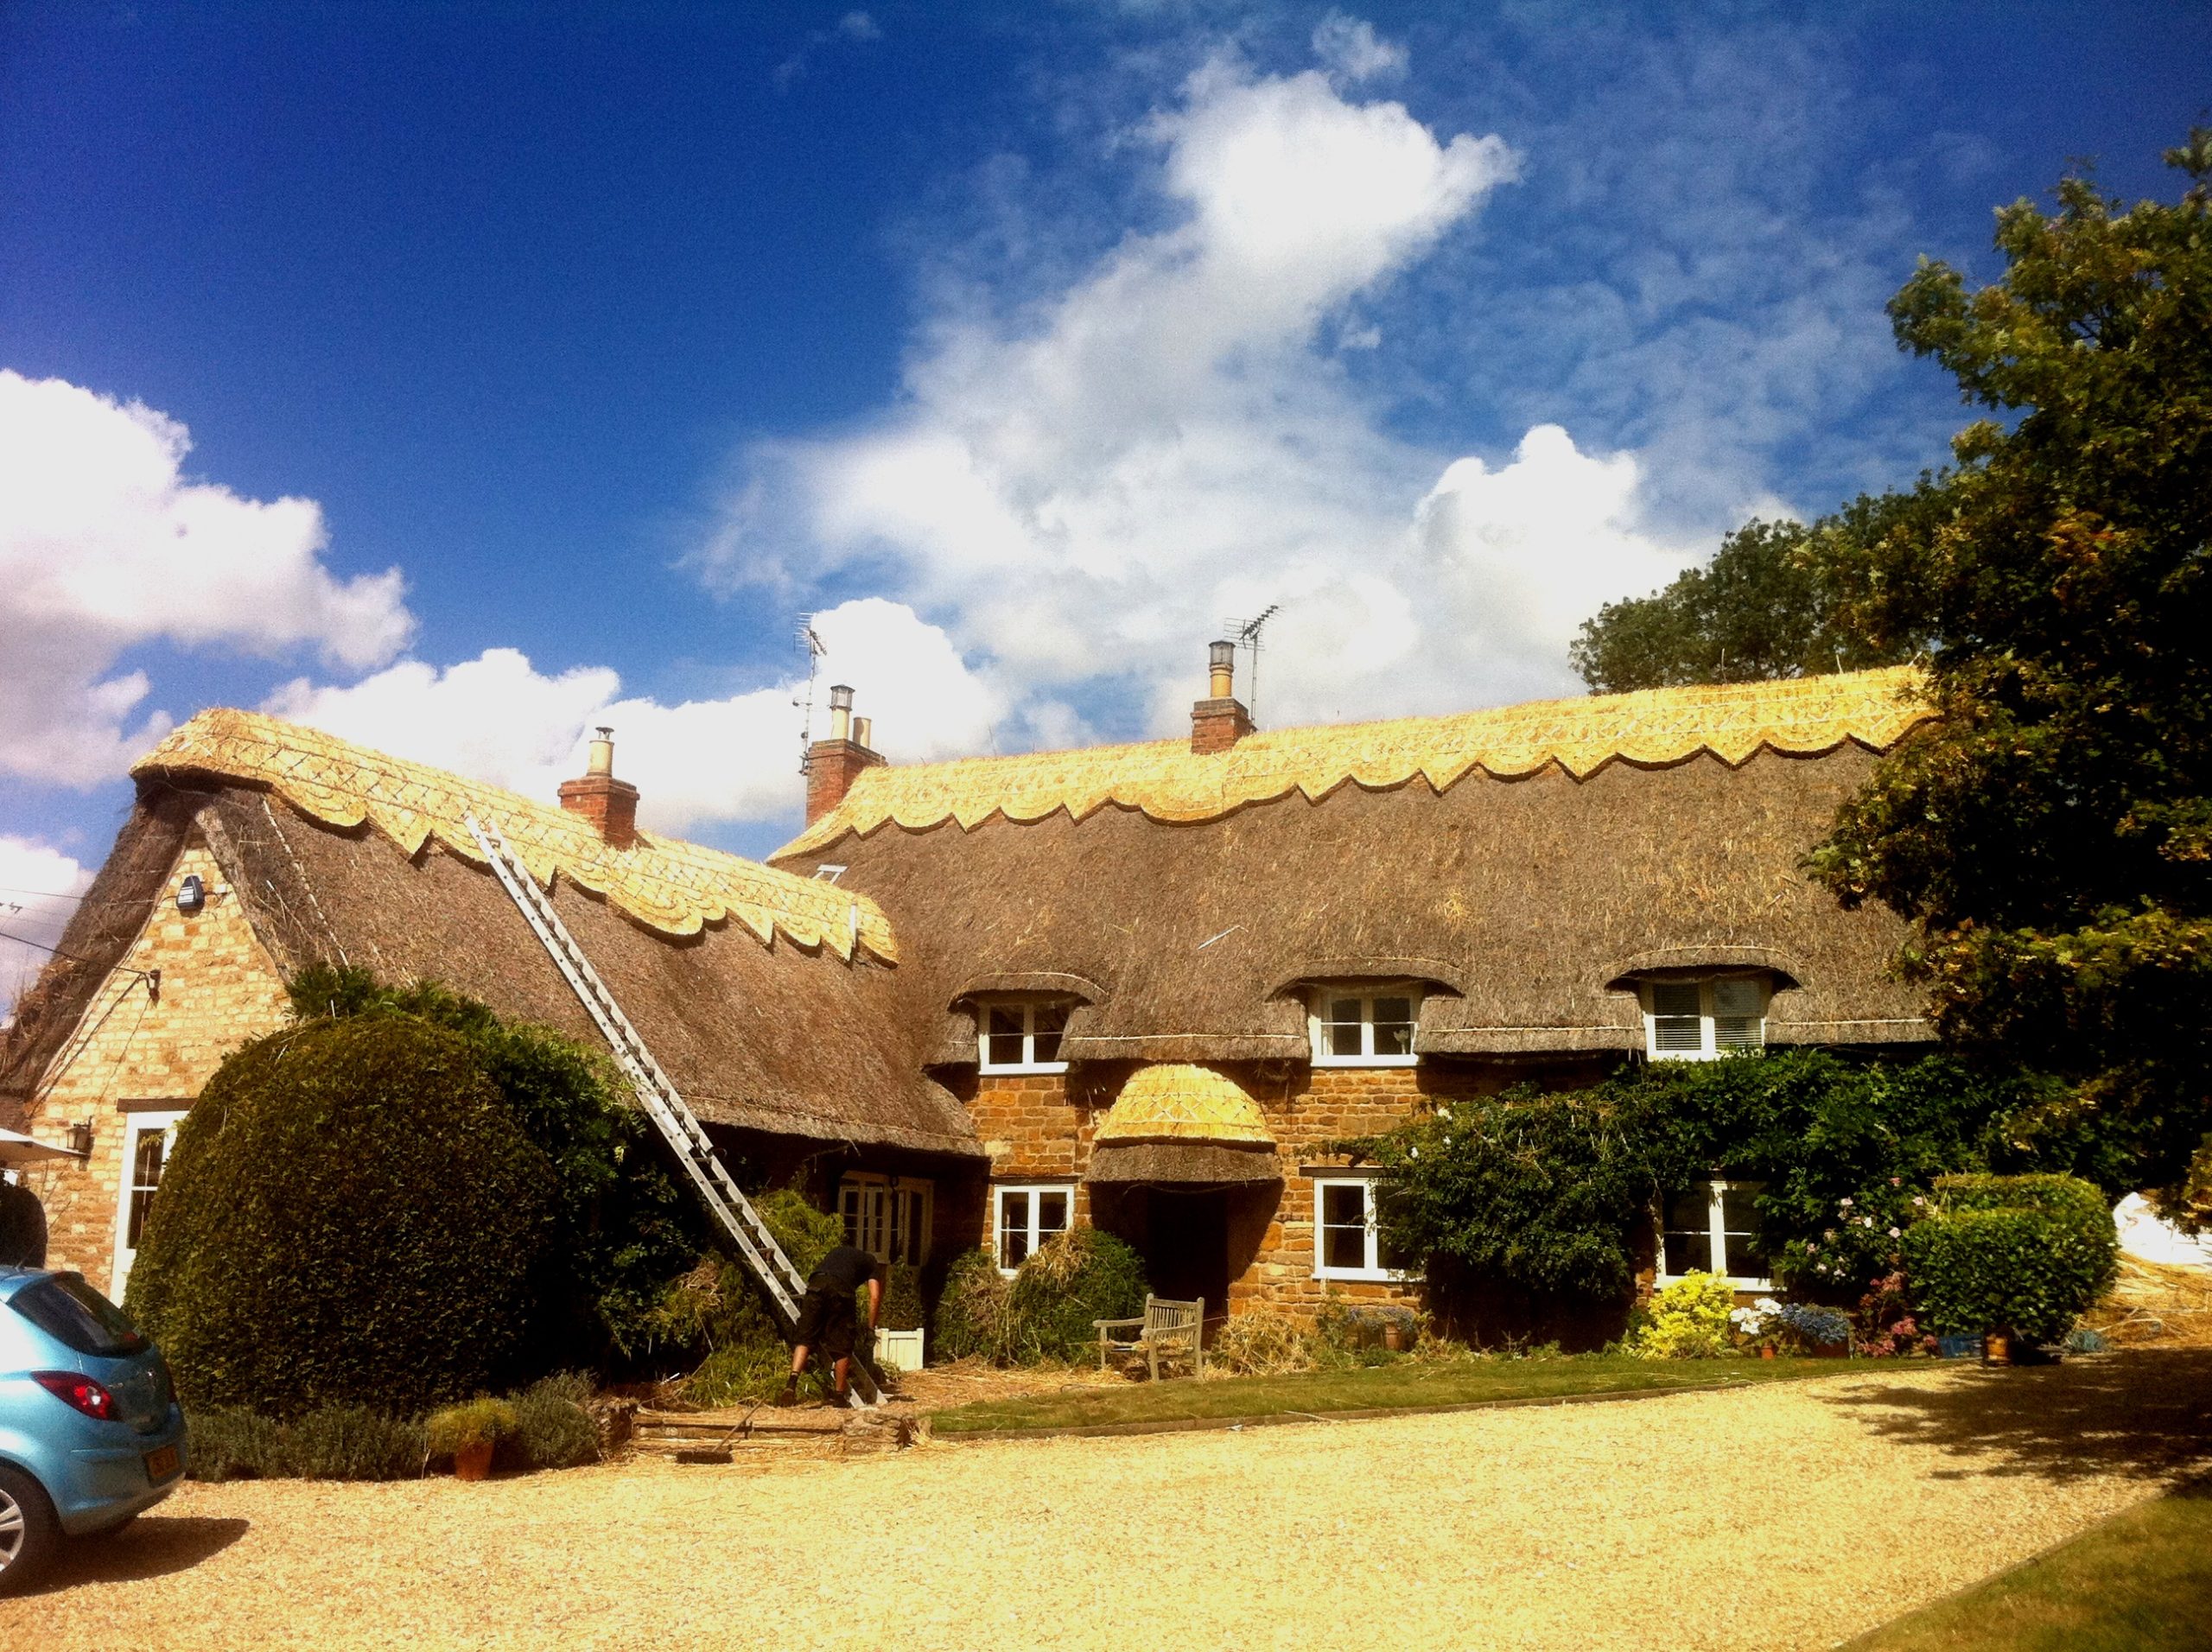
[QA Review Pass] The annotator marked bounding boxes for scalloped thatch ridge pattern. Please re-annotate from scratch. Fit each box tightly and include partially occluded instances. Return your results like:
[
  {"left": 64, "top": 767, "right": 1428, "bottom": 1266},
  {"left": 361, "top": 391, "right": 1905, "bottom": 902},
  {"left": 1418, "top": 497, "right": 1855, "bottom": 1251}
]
[
  {"left": 133, "top": 709, "right": 897, "bottom": 961},
  {"left": 1094, "top": 1063, "right": 1275, "bottom": 1147},
  {"left": 778, "top": 667, "right": 1929, "bottom": 856}
]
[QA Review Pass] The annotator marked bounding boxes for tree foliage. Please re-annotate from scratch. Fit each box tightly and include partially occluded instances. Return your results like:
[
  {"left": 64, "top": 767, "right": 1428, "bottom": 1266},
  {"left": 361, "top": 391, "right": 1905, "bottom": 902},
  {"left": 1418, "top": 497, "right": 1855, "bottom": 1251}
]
[{"left": 1809, "top": 132, "right": 2212, "bottom": 1205}]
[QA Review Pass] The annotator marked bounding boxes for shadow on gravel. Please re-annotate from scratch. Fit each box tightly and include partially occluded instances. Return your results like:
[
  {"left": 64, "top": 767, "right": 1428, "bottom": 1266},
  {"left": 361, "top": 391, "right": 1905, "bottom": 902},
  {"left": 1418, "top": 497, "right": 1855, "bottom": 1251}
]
[
  {"left": 1821, "top": 1350, "right": 2212, "bottom": 1484},
  {"left": 22, "top": 1515, "right": 251, "bottom": 1595}
]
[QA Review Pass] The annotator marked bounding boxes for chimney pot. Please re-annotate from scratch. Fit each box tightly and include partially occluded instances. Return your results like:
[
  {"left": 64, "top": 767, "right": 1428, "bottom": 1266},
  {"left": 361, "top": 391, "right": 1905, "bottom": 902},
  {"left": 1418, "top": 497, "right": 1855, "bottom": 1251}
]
[
  {"left": 852, "top": 715, "right": 873, "bottom": 748},
  {"left": 1192, "top": 639, "right": 1254, "bottom": 753},
  {"left": 828, "top": 683, "right": 854, "bottom": 742},
  {"left": 559, "top": 727, "right": 639, "bottom": 848}
]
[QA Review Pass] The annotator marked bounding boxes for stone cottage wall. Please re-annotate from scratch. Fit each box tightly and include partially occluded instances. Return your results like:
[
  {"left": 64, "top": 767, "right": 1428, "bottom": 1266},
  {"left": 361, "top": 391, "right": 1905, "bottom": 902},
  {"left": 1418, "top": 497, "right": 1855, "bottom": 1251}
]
[{"left": 16, "top": 840, "right": 293, "bottom": 1293}]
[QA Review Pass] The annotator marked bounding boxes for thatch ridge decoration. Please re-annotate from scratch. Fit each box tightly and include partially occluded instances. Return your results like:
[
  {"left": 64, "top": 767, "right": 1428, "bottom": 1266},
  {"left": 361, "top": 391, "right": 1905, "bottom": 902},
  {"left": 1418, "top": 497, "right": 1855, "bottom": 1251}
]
[
  {"left": 776, "top": 666, "right": 1929, "bottom": 856},
  {"left": 133, "top": 709, "right": 897, "bottom": 961},
  {"left": 1094, "top": 1063, "right": 1275, "bottom": 1147}
]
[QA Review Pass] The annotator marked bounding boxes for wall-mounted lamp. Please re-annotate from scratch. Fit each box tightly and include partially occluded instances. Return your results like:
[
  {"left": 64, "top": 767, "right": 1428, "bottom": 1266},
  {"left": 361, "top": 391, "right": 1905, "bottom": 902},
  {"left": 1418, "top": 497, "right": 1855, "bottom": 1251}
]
[
  {"left": 67, "top": 1120, "right": 95, "bottom": 1157},
  {"left": 176, "top": 874, "right": 205, "bottom": 913}
]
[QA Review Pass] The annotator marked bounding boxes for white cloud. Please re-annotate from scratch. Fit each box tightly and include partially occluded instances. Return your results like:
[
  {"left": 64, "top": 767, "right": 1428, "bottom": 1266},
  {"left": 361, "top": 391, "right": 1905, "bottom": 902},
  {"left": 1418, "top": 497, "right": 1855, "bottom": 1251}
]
[
  {"left": 700, "top": 50, "right": 1699, "bottom": 737},
  {"left": 264, "top": 600, "right": 1001, "bottom": 835},
  {"left": 1311, "top": 13, "right": 1407, "bottom": 85},
  {"left": 0, "top": 372, "right": 413, "bottom": 787},
  {"left": 0, "top": 836, "right": 93, "bottom": 1023}
]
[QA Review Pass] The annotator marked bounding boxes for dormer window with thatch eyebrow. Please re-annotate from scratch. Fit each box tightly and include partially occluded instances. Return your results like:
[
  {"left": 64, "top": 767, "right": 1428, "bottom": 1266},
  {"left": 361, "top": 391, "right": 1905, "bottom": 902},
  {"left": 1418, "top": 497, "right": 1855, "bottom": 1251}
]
[
  {"left": 1641, "top": 976, "right": 1770, "bottom": 1061},
  {"left": 1308, "top": 987, "right": 1421, "bottom": 1068},
  {"left": 976, "top": 999, "right": 1071, "bottom": 1074}
]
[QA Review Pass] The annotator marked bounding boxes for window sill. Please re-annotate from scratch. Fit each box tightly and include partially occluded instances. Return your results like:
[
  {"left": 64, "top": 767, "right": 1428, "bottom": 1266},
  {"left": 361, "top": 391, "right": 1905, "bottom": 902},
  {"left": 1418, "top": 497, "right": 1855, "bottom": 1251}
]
[
  {"left": 1655, "top": 1274, "right": 1773, "bottom": 1292},
  {"left": 1310, "top": 1055, "right": 1421, "bottom": 1070},
  {"left": 979, "top": 1062, "right": 1071, "bottom": 1077},
  {"left": 1313, "top": 1268, "right": 1417, "bottom": 1284}
]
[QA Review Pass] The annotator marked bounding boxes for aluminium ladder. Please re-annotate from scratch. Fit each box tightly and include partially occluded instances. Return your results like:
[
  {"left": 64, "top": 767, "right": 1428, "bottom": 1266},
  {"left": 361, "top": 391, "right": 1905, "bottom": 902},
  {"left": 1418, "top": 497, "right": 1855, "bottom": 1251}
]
[{"left": 465, "top": 813, "right": 885, "bottom": 1407}]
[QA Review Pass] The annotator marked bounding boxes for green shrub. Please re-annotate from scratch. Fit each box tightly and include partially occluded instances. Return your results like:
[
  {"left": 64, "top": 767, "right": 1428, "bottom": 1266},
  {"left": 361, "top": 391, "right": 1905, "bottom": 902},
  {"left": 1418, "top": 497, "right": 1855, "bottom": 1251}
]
[
  {"left": 1630, "top": 1272, "right": 1738, "bottom": 1358},
  {"left": 184, "top": 1407, "right": 287, "bottom": 1482},
  {"left": 932, "top": 1248, "right": 1012, "bottom": 1363},
  {"left": 1007, "top": 1229, "right": 1148, "bottom": 1364},
  {"left": 882, "top": 1264, "right": 925, "bottom": 1332},
  {"left": 128, "top": 1015, "right": 558, "bottom": 1418},
  {"left": 282, "top": 1406, "right": 426, "bottom": 1480},
  {"left": 1902, "top": 1172, "right": 2120, "bottom": 1344},
  {"left": 505, "top": 1373, "right": 601, "bottom": 1471},
  {"left": 424, "top": 1397, "right": 519, "bottom": 1458}
]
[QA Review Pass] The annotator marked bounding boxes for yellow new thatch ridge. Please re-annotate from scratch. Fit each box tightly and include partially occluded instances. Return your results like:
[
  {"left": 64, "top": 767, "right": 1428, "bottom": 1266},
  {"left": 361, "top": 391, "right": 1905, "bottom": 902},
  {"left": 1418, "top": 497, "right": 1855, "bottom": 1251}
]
[
  {"left": 134, "top": 708, "right": 897, "bottom": 961},
  {"left": 1095, "top": 1064, "right": 1275, "bottom": 1147},
  {"left": 778, "top": 666, "right": 1930, "bottom": 856}
]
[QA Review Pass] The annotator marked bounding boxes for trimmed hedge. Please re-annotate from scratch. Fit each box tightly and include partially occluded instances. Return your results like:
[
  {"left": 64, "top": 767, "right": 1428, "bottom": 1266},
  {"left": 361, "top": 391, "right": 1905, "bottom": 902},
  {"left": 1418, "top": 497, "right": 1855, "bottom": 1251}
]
[
  {"left": 1901, "top": 1172, "right": 2119, "bottom": 1344},
  {"left": 128, "top": 1016, "right": 558, "bottom": 1418}
]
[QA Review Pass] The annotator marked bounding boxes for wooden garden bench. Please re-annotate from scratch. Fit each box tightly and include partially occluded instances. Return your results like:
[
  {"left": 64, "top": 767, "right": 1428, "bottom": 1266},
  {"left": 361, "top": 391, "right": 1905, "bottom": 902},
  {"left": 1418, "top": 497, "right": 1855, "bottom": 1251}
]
[{"left": 1094, "top": 1294, "right": 1206, "bottom": 1380}]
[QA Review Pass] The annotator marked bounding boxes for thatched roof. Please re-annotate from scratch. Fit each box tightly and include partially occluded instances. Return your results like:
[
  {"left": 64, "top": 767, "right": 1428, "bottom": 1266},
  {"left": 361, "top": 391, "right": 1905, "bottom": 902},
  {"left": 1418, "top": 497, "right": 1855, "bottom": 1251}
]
[
  {"left": 138, "top": 709, "right": 895, "bottom": 957},
  {"left": 1094, "top": 1064, "right": 1275, "bottom": 1147},
  {"left": 781, "top": 666, "right": 1930, "bottom": 855},
  {"left": 2, "top": 715, "right": 977, "bottom": 1159},
  {"left": 772, "top": 670, "right": 1936, "bottom": 1061}
]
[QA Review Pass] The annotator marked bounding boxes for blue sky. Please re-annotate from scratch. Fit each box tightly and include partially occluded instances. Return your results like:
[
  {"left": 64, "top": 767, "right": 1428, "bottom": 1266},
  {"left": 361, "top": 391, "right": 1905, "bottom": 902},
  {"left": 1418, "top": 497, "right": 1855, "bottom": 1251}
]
[{"left": 0, "top": 1, "right": 2203, "bottom": 996}]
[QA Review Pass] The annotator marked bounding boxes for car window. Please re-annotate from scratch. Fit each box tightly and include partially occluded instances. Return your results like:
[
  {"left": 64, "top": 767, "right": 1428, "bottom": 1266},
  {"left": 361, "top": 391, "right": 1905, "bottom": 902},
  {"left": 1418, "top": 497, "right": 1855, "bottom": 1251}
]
[{"left": 10, "top": 1273, "right": 148, "bottom": 1357}]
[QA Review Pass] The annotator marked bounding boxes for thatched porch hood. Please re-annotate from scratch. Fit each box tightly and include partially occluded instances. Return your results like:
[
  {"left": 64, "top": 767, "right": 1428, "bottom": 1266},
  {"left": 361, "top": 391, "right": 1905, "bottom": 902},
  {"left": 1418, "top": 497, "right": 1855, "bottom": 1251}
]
[
  {"left": 0, "top": 711, "right": 981, "bottom": 1159},
  {"left": 771, "top": 669, "right": 1940, "bottom": 1063}
]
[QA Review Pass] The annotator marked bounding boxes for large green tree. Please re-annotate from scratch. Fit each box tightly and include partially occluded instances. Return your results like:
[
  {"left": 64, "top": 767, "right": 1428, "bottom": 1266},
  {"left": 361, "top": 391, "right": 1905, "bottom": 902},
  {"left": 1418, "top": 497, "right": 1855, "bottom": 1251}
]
[{"left": 1809, "top": 133, "right": 2212, "bottom": 1207}]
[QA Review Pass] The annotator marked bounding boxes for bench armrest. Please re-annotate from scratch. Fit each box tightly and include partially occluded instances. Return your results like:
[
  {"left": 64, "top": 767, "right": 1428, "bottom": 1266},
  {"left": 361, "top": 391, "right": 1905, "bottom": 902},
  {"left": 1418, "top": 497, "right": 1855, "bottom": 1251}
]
[{"left": 1093, "top": 1317, "right": 1145, "bottom": 1333}]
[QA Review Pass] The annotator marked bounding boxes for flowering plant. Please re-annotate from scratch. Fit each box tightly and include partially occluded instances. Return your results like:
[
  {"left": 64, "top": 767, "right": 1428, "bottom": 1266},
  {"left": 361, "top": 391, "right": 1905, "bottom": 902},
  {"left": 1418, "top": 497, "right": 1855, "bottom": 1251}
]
[
  {"left": 1853, "top": 1269, "right": 1938, "bottom": 1357},
  {"left": 1781, "top": 1178, "right": 1931, "bottom": 1289},
  {"left": 1630, "top": 1271, "right": 1738, "bottom": 1358},
  {"left": 1773, "top": 1301, "right": 1852, "bottom": 1350},
  {"left": 1727, "top": 1298, "right": 1782, "bottom": 1344}
]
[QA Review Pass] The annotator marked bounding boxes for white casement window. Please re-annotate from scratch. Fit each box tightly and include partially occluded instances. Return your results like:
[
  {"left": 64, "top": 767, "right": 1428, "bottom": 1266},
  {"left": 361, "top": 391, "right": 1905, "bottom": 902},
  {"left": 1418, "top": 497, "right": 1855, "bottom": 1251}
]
[
  {"left": 1308, "top": 987, "right": 1421, "bottom": 1068},
  {"left": 977, "top": 1000, "right": 1071, "bottom": 1074},
  {"left": 837, "top": 1172, "right": 933, "bottom": 1268},
  {"left": 1658, "top": 1179, "right": 1772, "bottom": 1288},
  {"left": 1642, "top": 976, "right": 1768, "bottom": 1061},
  {"left": 1312, "top": 1176, "right": 1411, "bottom": 1281},
  {"left": 111, "top": 1110, "right": 187, "bottom": 1299},
  {"left": 992, "top": 1184, "right": 1071, "bottom": 1274}
]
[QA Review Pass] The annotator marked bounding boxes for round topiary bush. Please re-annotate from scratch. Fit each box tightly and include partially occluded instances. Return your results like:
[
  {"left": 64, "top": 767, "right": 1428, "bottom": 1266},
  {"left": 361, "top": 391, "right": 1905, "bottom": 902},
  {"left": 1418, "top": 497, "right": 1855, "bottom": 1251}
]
[
  {"left": 1901, "top": 1173, "right": 2120, "bottom": 1346},
  {"left": 128, "top": 1016, "right": 557, "bottom": 1418},
  {"left": 1007, "top": 1229, "right": 1149, "bottom": 1364}
]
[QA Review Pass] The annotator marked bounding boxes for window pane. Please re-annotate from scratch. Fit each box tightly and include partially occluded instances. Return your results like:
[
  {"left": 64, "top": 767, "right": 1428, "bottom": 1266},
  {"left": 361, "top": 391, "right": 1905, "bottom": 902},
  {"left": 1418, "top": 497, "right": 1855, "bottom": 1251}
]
[
  {"left": 999, "top": 1191, "right": 1031, "bottom": 1269},
  {"left": 1037, "top": 1191, "right": 1069, "bottom": 1237},
  {"left": 1662, "top": 1187, "right": 1713, "bottom": 1275},
  {"left": 126, "top": 1130, "right": 167, "bottom": 1249},
  {"left": 1032, "top": 1002, "right": 1066, "bottom": 1064},
  {"left": 1326, "top": 997, "right": 1362, "bottom": 1026},
  {"left": 1372, "top": 996, "right": 1414, "bottom": 1055},
  {"left": 1326, "top": 1021, "right": 1364, "bottom": 1058},
  {"left": 1651, "top": 982, "right": 1701, "bottom": 1019},
  {"left": 1374, "top": 1188, "right": 1412, "bottom": 1273},
  {"left": 1713, "top": 979, "right": 1763, "bottom": 1019},
  {"left": 984, "top": 1006, "right": 1026, "bottom": 1066},
  {"left": 1649, "top": 982, "right": 1702, "bottom": 1053},
  {"left": 1320, "top": 1183, "right": 1370, "bottom": 1271},
  {"left": 1719, "top": 1185, "right": 1769, "bottom": 1280}
]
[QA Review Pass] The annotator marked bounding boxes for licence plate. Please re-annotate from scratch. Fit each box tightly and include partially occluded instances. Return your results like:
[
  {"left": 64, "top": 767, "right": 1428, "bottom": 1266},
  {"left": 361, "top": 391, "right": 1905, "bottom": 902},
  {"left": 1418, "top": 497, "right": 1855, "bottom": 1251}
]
[{"left": 143, "top": 1445, "right": 180, "bottom": 1482}]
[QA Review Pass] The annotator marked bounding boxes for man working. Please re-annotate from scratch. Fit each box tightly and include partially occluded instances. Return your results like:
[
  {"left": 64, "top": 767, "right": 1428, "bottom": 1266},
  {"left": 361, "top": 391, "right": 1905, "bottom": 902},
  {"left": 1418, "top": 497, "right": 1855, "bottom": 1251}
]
[{"left": 777, "top": 1242, "right": 884, "bottom": 1407}]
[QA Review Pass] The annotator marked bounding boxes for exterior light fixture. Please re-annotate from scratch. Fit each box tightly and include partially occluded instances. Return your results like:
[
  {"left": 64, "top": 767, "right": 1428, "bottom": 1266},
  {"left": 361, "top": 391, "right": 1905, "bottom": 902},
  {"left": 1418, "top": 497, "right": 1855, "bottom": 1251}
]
[
  {"left": 67, "top": 1120, "right": 95, "bottom": 1157},
  {"left": 176, "top": 874, "right": 205, "bottom": 912}
]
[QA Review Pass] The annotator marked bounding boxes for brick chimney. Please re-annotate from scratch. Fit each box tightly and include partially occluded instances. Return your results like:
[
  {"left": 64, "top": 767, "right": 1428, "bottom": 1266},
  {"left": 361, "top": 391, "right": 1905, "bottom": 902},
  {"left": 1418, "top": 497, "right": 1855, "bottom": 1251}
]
[
  {"left": 1191, "top": 639, "right": 1255, "bottom": 753},
  {"left": 805, "top": 684, "right": 886, "bottom": 823},
  {"left": 558, "top": 726, "right": 640, "bottom": 848}
]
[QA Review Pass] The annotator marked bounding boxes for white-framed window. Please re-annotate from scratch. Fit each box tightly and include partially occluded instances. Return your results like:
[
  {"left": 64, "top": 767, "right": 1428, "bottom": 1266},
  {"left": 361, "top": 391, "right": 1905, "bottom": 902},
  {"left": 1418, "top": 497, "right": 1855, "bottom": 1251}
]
[
  {"left": 1308, "top": 986, "right": 1421, "bottom": 1067},
  {"left": 1311, "top": 1175, "right": 1413, "bottom": 1281},
  {"left": 111, "top": 1109, "right": 187, "bottom": 1299},
  {"left": 837, "top": 1172, "right": 933, "bottom": 1267},
  {"left": 991, "top": 1183, "right": 1071, "bottom": 1274},
  {"left": 976, "top": 999, "right": 1071, "bottom": 1074},
  {"left": 1641, "top": 975, "right": 1768, "bottom": 1060},
  {"left": 1658, "top": 1179, "right": 1771, "bottom": 1288}
]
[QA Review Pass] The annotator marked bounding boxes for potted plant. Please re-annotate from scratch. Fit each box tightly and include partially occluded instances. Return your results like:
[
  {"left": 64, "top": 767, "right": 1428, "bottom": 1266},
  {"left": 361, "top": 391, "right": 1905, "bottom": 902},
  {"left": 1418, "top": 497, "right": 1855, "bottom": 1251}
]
[{"left": 426, "top": 1397, "right": 518, "bottom": 1482}]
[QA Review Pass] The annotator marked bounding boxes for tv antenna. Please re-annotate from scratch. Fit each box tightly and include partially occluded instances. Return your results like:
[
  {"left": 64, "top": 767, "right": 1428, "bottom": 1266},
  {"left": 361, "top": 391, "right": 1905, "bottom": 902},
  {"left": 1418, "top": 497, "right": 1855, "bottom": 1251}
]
[
  {"left": 1224, "top": 604, "right": 1281, "bottom": 721},
  {"left": 792, "top": 618, "right": 827, "bottom": 772}
]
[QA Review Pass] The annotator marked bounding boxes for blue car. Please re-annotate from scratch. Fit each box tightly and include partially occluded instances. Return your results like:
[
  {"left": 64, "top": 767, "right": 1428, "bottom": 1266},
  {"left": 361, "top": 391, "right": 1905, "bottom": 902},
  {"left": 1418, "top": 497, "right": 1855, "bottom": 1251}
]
[{"left": 0, "top": 1267, "right": 187, "bottom": 1592}]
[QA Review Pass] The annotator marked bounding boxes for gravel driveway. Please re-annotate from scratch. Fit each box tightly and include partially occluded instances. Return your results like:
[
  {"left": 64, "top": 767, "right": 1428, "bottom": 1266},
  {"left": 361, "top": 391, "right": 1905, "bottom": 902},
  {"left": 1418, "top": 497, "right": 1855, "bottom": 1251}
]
[{"left": 7, "top": 1354, "right": 2206, "bottom": 1651}]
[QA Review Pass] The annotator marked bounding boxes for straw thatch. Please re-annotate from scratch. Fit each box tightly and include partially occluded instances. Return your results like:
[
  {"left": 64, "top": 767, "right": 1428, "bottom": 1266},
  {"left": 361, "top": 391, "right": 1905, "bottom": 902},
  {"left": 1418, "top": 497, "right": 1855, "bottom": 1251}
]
[
  {"left": 780, "top": 665, "right": 1929, "bottom": 855},
  {"left": 137, "top": 709, "right": 895, "bottom": 956},
  {"left": 2, "top": 760, "right": 977, "bottom": 1158},
  {"left": 773, "top": 673, "right": 1936, "bottom": 1064}
]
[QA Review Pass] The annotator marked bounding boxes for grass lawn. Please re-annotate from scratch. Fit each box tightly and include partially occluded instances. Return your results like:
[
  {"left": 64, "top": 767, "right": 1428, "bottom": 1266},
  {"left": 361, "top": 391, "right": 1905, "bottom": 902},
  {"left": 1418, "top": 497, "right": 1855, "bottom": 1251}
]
[
  {"left": 1844, "top": 1484, "right": 2212, "bottom": 1651},
  {"left": 925, "top": 1352, "right": 1847, "bottom": 1435}
]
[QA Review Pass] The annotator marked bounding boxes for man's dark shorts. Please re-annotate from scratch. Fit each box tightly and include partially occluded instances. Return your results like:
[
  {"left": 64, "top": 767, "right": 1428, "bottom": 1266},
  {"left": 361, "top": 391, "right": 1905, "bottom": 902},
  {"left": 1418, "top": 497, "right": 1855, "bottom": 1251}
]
[{"left": 792, "top": 1285, "right": 858, "bottom": 1359}]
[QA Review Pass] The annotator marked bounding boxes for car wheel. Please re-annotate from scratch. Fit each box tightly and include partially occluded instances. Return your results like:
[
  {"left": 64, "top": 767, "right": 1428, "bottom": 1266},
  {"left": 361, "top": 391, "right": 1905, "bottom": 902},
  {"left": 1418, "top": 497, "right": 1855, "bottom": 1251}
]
[{"left": 0, "top": 1463, "right": 60, "bottom": 1595}]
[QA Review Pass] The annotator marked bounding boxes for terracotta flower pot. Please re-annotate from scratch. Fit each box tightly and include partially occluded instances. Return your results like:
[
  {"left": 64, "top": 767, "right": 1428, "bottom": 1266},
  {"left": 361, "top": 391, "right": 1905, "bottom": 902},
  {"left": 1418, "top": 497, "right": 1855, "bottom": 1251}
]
[
  {"left": 1760, "top": 1344, "right": 1777, "bottom": 1360},
  {"left": 454, "top": 1440, "right": 495, "bottom": 1482},
  {"left": 1982, "top": 1331, "right": 2012, "bottom": 1367},
  {"left": 1383, "top": 1324, "right": 1410, "bottom": 1353}
]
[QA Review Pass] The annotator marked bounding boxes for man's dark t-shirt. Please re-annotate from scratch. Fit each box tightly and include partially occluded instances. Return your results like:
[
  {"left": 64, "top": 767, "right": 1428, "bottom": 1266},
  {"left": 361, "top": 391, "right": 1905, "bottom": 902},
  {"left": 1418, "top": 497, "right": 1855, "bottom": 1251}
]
[{"left": 808, "top": 1245, "right": 881, "bottom": 1294}]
